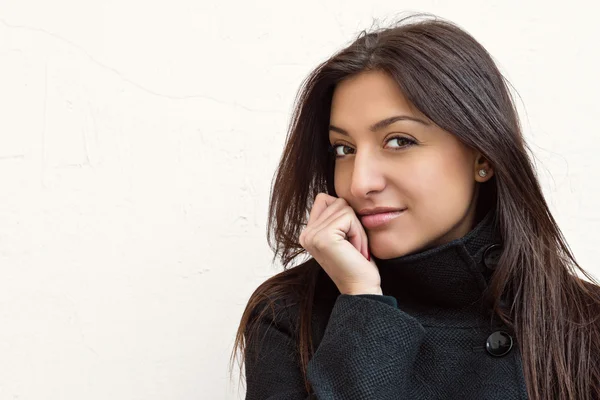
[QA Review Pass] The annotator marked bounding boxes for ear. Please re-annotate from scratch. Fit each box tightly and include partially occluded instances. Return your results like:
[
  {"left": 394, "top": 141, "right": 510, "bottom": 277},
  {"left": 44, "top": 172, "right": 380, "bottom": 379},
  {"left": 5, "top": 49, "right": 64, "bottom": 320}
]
[{"left": 474, "top": 152, "right": 494, "bottom": 182}]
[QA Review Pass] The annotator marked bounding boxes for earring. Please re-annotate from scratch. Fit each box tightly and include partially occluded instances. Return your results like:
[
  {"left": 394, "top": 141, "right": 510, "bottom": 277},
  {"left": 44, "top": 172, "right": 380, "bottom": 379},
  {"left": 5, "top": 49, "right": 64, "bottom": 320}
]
[{"left": 478, "top": 169, "right": 488, "bottom": 178}]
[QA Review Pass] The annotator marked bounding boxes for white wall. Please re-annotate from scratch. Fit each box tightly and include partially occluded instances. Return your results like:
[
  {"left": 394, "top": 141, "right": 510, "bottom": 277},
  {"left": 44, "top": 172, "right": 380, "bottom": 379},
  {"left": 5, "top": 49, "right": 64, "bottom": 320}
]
[{"left": 0, "top": 1, "right": 598, "bottom": 399}]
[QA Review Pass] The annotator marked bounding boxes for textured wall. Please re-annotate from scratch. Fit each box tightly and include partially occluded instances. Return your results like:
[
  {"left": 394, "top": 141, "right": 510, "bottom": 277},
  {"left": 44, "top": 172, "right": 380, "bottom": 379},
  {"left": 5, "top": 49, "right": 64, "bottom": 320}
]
[{"left": 0, "top": 1, "right": 598, "bottom": 399}]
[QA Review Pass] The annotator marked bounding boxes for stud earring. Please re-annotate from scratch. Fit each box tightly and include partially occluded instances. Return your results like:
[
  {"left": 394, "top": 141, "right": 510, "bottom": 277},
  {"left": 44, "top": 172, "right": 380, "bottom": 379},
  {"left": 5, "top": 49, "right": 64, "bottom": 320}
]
[{"left": 478, "top": 169, "right": 488, "bottom": 178}]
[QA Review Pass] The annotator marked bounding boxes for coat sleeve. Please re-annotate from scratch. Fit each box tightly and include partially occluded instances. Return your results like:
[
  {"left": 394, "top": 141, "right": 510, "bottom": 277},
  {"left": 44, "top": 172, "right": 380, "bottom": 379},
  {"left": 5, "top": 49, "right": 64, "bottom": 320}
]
[{"left": 244, "top": 294, "right": 426, "bottom": 400}]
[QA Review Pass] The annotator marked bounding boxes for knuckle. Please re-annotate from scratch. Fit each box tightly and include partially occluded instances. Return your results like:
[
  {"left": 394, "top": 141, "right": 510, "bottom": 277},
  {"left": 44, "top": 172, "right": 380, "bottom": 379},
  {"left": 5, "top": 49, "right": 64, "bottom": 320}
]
[
  {"left": 299, "top": 228, "right": 308, "bottom": 246},
  {"left": 312, "top": 233, "right": 327, "bottom": 251}
]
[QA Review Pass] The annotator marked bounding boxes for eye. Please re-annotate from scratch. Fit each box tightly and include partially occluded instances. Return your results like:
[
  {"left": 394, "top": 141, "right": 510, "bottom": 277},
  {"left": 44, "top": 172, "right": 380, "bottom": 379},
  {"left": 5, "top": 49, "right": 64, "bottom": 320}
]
[
  {"left": 387, "top": 136, "right": 417, "bottom": 149},
  {"left": 328, "top": 135, "right": 417, "bottom": 159},
  {"left": 328, "top": 143, "right": 354, "bottom": 157}
]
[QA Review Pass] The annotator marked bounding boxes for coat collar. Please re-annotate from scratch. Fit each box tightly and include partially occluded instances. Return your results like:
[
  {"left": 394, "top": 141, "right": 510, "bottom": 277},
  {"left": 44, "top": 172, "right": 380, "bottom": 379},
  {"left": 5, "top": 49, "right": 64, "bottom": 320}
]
[{"left": 372, "top": 209, "right": 503, "bottom": 314}]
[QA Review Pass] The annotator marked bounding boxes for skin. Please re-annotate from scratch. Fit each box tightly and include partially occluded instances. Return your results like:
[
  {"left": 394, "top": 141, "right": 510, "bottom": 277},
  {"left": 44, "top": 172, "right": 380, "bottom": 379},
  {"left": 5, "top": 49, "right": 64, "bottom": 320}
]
[{"left": 328, "top": 69, "right": 494, "bottom": 260}]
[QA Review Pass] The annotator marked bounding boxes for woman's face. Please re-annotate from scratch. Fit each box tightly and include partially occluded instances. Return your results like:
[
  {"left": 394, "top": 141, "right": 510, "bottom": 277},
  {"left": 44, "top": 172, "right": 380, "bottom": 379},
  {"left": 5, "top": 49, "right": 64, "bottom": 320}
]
[{"left": 329, "top": 70, "right": 494, "bottom": 259}]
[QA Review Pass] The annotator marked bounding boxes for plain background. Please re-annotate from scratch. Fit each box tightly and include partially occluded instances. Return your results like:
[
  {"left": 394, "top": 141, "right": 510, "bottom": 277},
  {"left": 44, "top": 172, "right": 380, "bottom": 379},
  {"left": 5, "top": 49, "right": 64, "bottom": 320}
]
[{"left": 0, "top": 1, "right": 599, "bottom": 399}]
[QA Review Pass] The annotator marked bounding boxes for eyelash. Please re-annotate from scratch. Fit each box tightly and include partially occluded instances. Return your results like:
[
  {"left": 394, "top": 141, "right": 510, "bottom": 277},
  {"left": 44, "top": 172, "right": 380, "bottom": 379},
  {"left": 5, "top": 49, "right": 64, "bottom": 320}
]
[{"left": 328, "top": 136, "right": 417, "bottom": 159}]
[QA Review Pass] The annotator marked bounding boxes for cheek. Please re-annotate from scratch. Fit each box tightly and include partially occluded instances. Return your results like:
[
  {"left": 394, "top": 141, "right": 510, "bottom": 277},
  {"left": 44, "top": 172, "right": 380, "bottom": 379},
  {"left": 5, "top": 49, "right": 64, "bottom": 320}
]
[
  {"left": 405, "top": 151, "right": 474, "bottom": 210},
  {"left": 333, "top": 165, "right": 348, "bottom": 196}
]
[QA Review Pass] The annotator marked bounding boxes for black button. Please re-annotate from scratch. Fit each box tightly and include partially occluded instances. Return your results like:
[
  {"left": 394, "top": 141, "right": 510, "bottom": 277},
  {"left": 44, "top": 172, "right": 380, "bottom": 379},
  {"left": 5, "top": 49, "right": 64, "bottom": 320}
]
[
  {"left": 483, "top": 243, "right": 503, "bottom": 270},
  {"left": 486, "top": 331, "right": 513, "bottom": 357}
]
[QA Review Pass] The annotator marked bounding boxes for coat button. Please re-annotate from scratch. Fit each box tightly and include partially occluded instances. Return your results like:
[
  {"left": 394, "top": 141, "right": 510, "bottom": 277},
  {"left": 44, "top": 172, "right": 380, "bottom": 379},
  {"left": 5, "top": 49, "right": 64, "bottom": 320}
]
[
  {"left": 486, "top": 331, "right": 513, "bottom": 357},
  {"left": 483, "top": 243, "right": 503, "bottom": 270}
]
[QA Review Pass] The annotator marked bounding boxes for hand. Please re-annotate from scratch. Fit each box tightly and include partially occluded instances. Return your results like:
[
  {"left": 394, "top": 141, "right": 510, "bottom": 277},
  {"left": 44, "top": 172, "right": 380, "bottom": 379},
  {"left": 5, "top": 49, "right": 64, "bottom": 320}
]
[{"left": 299, "top": 193, "right": 382, "bottom": 295}]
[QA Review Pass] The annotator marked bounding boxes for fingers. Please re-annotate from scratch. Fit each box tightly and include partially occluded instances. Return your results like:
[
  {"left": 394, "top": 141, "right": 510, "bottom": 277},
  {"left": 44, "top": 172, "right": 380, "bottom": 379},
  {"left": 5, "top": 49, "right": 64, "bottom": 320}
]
[
  {"left": 301, "top": 192, "right": 370, "bottom": 261},
  {"left": 300, "top": 192, "right": 379, "bottom": 295},
  {"left": 331, "top": 212, "right": 366, "bottom": 260},
  {"left": 306, "top": 193, "right": 339, "bottom": 227},
  {"left": 356, "top": 217, "right": 370, "bottom": 260},
  {"left": 310, "top": 205, "right": 348, "bottom": 236},
  {"left": 349, "top": 214, "right": 369, "bottom": 260},
  {"left": 301, "top": 194, "right": 345, "bottom": 247}
]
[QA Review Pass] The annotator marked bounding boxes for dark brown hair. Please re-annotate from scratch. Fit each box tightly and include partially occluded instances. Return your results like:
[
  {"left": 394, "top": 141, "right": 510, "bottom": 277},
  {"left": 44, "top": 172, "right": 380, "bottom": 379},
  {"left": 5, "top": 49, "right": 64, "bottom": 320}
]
[{"left": 229, "top": 13, "right": 600, "bottom": 399}]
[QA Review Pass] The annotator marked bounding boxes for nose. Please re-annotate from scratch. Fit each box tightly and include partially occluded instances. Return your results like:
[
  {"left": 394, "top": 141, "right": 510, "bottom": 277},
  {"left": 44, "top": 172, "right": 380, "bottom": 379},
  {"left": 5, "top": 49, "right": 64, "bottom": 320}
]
[{"left": 349, "top": 147, "right": 385, "bottom": 198}]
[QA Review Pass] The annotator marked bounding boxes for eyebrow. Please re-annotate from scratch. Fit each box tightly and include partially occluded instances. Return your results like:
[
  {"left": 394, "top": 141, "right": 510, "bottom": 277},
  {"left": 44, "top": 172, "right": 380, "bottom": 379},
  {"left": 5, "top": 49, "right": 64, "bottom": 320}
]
[{"left": 329, "top": 115, "right": 430, "bottom": 136}]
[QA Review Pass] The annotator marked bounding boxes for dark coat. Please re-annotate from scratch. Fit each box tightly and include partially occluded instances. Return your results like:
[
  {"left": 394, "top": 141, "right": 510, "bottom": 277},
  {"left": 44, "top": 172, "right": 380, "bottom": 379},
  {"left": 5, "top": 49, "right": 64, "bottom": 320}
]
[{"left": 244, "top": 210, "right": 529, "bottom": 399}]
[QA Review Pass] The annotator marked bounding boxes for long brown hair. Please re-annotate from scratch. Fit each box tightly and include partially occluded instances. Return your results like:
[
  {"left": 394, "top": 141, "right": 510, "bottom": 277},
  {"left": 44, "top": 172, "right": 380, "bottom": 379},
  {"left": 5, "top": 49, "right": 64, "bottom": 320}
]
[{"left": 229, "top": 13, "right": 600, "bottom": 399}]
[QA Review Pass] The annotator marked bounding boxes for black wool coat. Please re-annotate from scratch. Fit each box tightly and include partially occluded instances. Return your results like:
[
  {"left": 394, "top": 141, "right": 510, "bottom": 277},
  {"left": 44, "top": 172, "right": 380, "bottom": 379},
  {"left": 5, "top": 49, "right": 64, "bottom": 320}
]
[{"left": 244, "top": 210, "right": 529, "bottom": 399}]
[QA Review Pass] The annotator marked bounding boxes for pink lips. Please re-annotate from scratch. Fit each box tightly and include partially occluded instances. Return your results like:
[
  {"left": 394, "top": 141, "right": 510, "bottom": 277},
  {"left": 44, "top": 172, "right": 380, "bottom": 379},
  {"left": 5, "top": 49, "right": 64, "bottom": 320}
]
[{"left": 360, "top": 209, "right": 406, "bottom": 229}]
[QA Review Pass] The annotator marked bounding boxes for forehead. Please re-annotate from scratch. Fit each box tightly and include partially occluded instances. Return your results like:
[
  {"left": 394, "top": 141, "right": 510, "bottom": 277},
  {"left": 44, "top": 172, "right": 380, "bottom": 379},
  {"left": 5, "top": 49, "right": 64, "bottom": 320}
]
[{"left": 330, "top": 70, "right": 426, "bottom": 124}]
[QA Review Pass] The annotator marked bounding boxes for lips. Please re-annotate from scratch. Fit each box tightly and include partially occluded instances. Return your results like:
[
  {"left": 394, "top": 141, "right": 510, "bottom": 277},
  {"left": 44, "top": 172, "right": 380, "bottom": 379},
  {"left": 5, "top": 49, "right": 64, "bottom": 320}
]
[
  {"left": 358, "top": 207, "right": 407, "bottom": 216},
  {"left": 359, "top": 209, "right": 406, "bottom": 229}
]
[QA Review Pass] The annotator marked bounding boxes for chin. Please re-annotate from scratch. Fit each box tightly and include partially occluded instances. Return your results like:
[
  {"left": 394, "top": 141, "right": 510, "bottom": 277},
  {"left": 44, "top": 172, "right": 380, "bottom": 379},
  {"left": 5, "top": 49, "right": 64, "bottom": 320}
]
[
  {"left": 369, "top": 228, "right": 439, "bottom": 259},
  {"left": 370, "top": 239, "right": 419, "bottom": 260}
]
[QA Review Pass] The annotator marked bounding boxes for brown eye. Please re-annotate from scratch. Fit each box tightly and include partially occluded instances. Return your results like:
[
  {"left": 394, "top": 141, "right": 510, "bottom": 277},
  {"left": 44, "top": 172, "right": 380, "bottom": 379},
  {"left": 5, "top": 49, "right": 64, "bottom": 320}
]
[
  {"left": 332, "top": 144, "right": 354, "bottom": 157},
  {"left": 329, "top": 136, "right": 416, "bottom": 159},
  {"left": 387, "top": 136, "right": 417, "bottom": 149}
]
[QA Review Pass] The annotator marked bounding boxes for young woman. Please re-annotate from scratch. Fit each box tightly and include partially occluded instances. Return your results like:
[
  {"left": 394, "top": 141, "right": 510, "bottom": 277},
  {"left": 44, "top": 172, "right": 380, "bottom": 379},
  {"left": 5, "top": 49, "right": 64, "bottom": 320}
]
[{"left": 230, "top": 13, "right": 600, "bottom": 399}]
